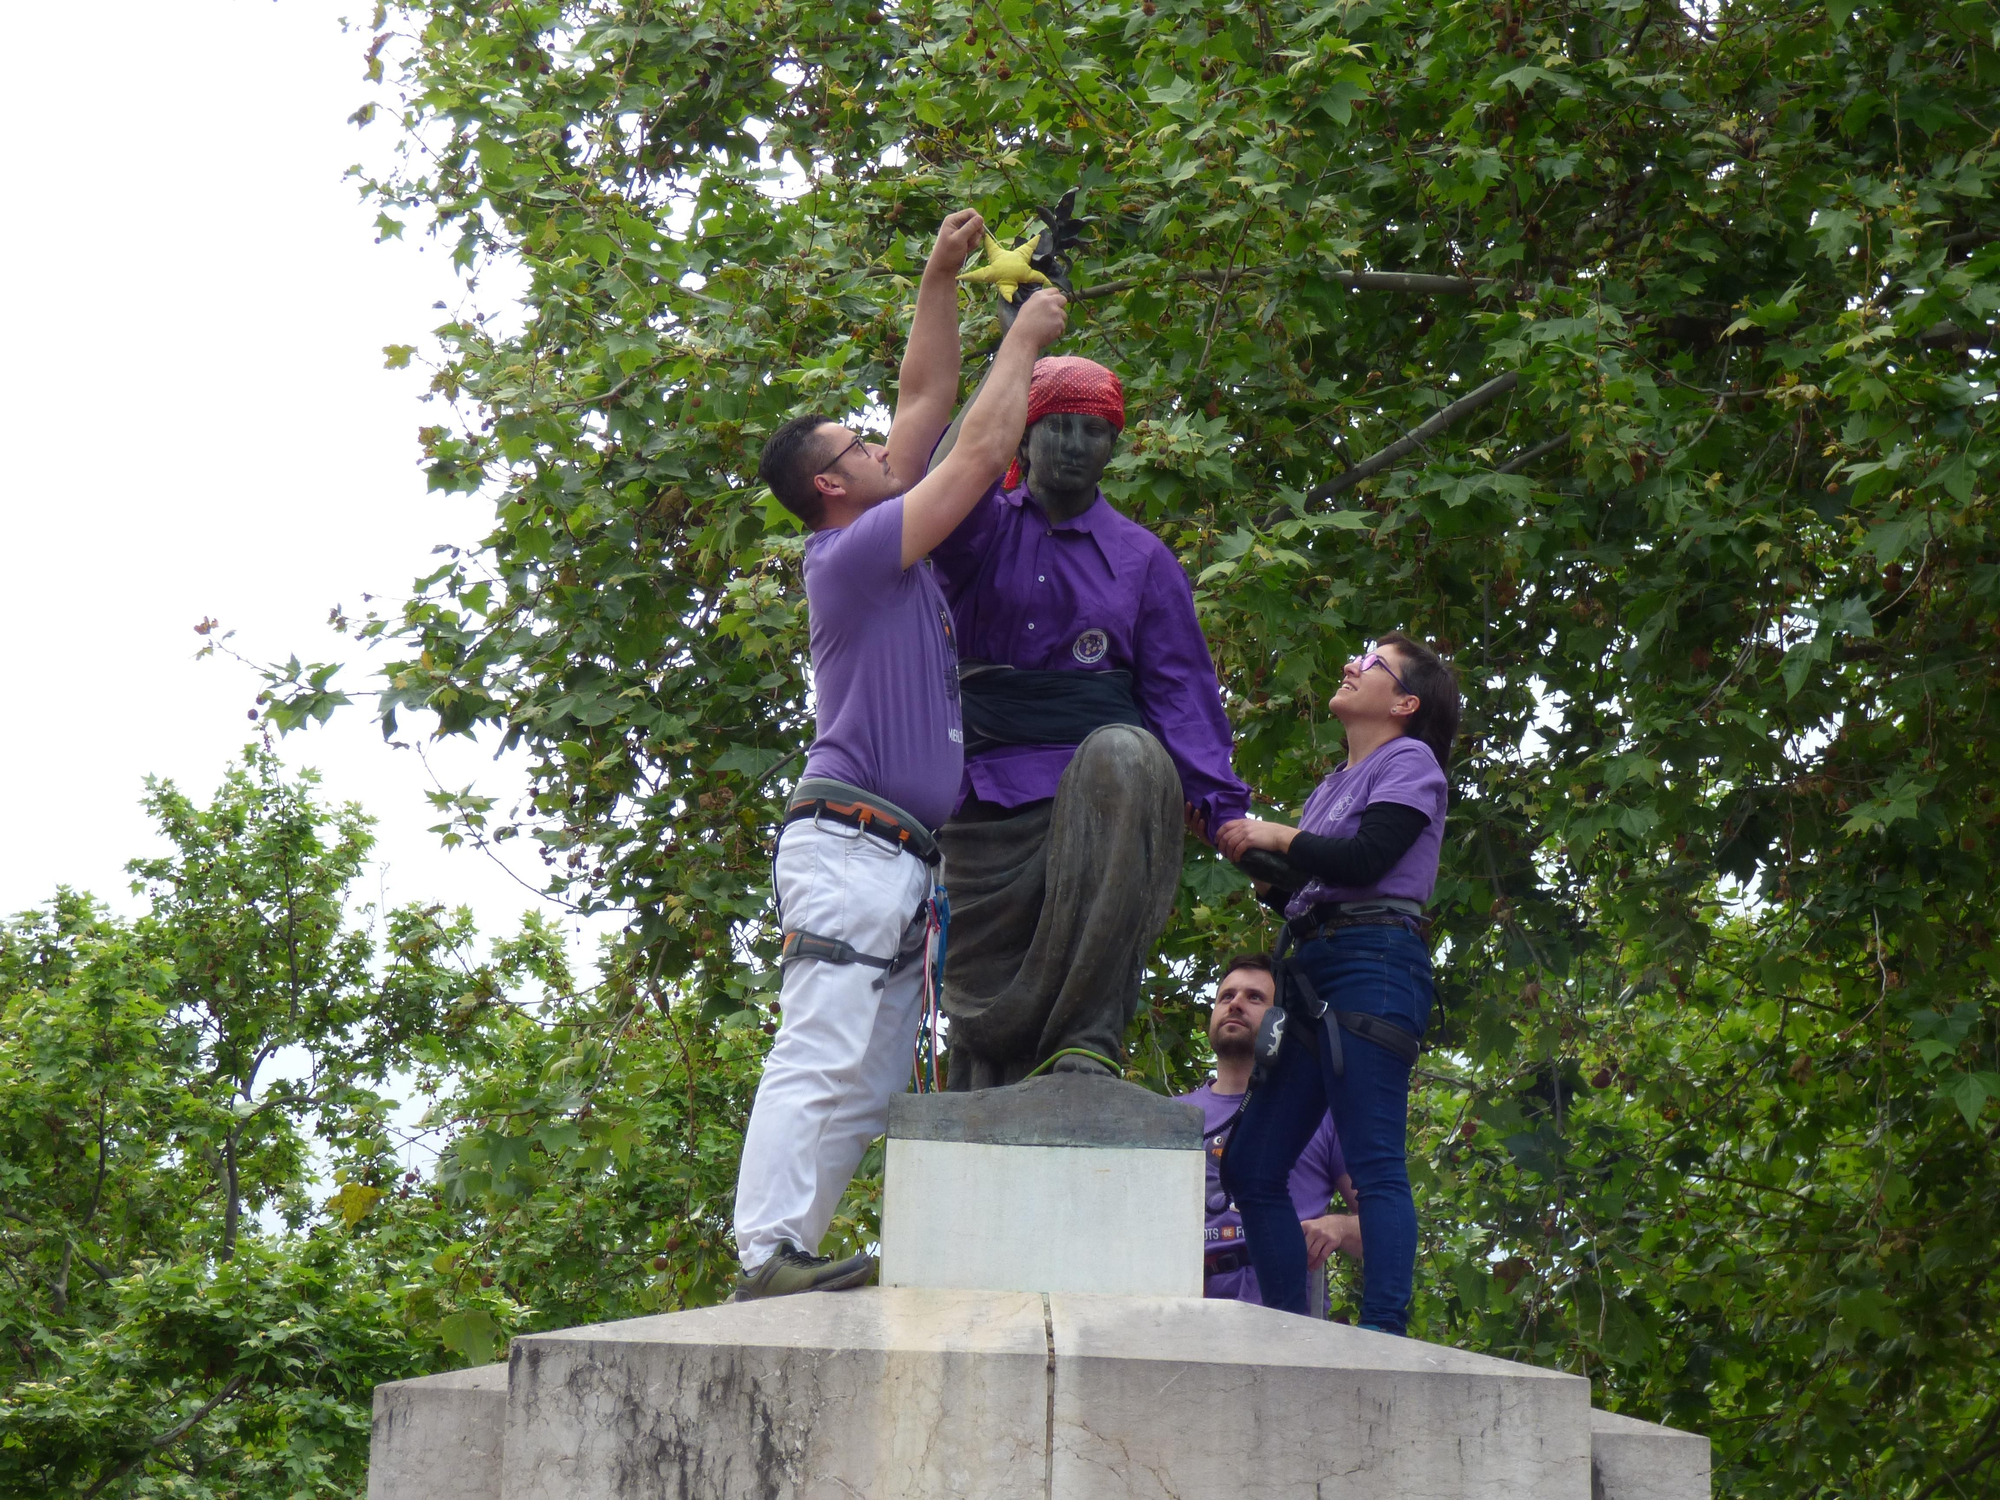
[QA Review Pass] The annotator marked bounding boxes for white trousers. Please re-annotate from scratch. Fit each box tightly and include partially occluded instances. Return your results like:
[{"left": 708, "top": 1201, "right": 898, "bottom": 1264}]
[{"left": 733, "top": 817, "right": 930, "bottom": 1271}]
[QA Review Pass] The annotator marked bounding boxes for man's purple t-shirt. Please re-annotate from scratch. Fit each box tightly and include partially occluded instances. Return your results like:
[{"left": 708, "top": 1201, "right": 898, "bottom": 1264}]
[
  {"left": 798, "top": 498, "right": 963, "bottom": 832},
  {"left": 1285, "top": 736, "right": 1449, "bottom": 919},
  {"left": 1181, "top": 1081, "right": 1346, "bottom": 1310},
  {"left": 929, "top": 483, "right": 1250, "bottom": 833}
]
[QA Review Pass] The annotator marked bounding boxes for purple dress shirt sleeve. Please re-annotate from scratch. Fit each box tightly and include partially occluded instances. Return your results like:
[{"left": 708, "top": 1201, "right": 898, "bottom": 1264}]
[{"left": 1130, "top": 546, "right": 1251, "bottom": 833}]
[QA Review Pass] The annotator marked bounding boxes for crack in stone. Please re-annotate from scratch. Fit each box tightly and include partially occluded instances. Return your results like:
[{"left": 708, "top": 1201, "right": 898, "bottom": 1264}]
[{"left": 1042, "top": 1294, "right": 1055, "bottom": 1500}]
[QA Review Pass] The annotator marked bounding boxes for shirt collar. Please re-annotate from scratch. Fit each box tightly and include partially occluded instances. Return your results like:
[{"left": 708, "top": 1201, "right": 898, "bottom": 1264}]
[{"left": 1005, "top": 485, "right": 1120, "bottom": 574}]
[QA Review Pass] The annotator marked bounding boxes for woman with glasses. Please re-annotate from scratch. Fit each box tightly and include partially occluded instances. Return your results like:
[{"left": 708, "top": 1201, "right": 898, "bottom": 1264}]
[{"left": 1213, "top": 632, "right": 1460, "bottom": 1333}]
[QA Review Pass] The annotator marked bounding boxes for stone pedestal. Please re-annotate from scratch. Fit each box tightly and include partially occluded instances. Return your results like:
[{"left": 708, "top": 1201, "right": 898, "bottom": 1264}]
[
  {"left": 369, "top": 1079, "right": 1711, "bottom": 1500},
  {"left": 881, "top": 1075, "right": 1203, "bottom": 1297}
]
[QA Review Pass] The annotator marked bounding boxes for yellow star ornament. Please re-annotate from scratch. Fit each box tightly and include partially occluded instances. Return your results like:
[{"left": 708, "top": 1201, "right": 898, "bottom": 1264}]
[{"left": 956, "top": 230, "right": 1053, "bottom": 302}]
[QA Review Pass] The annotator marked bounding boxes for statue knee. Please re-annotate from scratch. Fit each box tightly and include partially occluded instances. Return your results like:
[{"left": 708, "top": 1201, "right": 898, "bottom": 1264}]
[{"left": 1072, "top": 724, "right": 1171, "bottom": 788}]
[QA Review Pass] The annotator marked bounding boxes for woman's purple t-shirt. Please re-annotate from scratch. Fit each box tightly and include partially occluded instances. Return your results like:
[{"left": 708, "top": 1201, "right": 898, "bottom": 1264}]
[
  {"left": 798, "top": 498, "right": 964, "bottom": 831},
  {"left": 1284, "top": 735, "right": 1448, "bottom": 918}
]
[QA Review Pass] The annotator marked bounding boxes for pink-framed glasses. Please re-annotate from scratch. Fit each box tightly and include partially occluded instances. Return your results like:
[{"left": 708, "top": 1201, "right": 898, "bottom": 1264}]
[{"left": 1354, "top": 650, "right": 1412, "bottom": 694}]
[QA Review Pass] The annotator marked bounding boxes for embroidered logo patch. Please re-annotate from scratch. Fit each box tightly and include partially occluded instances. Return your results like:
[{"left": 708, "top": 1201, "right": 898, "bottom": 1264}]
[{"left": 1071, "top": 628, "right": 1109, "bottom": 665}]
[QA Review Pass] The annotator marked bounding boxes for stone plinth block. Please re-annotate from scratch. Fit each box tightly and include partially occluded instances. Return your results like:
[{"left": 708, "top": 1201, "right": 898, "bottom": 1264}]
[
  {"left": 1590, "top": 1409, "right": 1712, "bottom": 1500},
  {"left": 1049, "top": 1294, "right": 1594, "bottom": 1500},
  {"left": 368, "top": 1288, "right": 1710, "bottom": 1500},
  {"left": 499, "top": 1287, "right": 1050, "bottom": 1500},
  {"left": 884, "top": 1075, "right": 1204, "bottom": 1297},
  {"left": 368, "top": 1363, "right": 506, "bottom": 1500}
]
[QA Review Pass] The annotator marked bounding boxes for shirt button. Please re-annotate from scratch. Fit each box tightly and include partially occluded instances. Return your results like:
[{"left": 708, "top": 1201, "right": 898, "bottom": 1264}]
[
  {"left": 1027, "top": 623, "right": 1035, "bottom": 630},
  {"left": 1038, "top": 575, "right": 1045, "bottom": 582}
]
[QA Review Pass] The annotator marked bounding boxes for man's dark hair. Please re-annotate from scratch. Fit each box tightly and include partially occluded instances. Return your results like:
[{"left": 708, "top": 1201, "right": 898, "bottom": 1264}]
[
  {"left": 758, "top": 412, "right": 841, "bottom": 529},
  {"left": 1379, "top": 630, "right": 1463, "bottom": 770},
  {"left": 1218, "top": 951, "right": 1275, "bottom": 986}
]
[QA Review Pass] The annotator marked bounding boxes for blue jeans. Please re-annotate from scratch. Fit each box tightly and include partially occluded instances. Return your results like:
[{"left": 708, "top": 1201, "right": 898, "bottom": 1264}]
[{"left": 1218, "top": 924, "right": 1432, "bottom": 1331}]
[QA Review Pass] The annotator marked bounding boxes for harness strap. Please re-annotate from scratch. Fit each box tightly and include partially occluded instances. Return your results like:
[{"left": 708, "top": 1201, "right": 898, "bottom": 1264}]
[
  {"left": 784, "top": 780, "right": 939, "bottom": 865},
  {"left": 781, "top": 908, "right": 928, "bottom": 991},
  {"left": 1332, "top": 1009, "right": 1422, "bottom": 1068}
]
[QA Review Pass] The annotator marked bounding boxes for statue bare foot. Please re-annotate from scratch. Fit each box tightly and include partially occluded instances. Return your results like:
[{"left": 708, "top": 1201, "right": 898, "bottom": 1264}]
[{"left": 1050, "top": 1052, "right": 1116, "bottom": 1078}]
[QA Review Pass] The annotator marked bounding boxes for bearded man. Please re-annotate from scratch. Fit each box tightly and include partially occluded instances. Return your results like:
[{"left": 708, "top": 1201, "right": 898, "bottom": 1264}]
[{"left": 928, "top": 356, "right": 1250, "bottom": 1089}]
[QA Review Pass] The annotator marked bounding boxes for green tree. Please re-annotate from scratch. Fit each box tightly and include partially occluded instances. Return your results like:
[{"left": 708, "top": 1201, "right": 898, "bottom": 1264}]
[
  {"left": 248, "top": 1, "right": 2000, "bottom": 1494},
  {"left": 0, "top": 750, "right": 557, "bottom": 1497}
]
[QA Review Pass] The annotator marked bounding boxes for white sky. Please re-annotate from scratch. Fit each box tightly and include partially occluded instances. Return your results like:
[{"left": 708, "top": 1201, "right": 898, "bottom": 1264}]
[{"left": 0, "top": 1, "right": 577, "bottom": 956}]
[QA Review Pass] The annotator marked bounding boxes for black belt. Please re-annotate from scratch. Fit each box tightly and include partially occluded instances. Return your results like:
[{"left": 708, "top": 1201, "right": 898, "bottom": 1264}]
[
  {"left": 1204, "top": 1247, "right": 1252, "bottom": 1275},
  {"left": 1287, "top": 902, "right": 1426, "bottom": 943},
  {"left": 783, "top": 794, "right": 940, "bottom": 866}
]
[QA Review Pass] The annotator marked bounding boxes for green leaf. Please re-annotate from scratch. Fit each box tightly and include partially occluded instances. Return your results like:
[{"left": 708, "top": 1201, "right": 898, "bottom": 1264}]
[
  {"left": 1945, "top": 1072, "right": 2000, "bottom": 1131},
  {"left": 439, "top": 1310, "right": 501, "bottom": 1367}
]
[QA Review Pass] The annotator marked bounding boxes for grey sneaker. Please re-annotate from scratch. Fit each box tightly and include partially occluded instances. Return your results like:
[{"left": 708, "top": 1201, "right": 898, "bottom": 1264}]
[{"left": 734, "top": 1241, "right": 876, "bottom": 1301}]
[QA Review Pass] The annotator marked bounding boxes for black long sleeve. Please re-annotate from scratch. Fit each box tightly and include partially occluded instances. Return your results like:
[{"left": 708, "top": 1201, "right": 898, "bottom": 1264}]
[{"left": 1281, "top": 801, "right": 1431, "bottom": 890}]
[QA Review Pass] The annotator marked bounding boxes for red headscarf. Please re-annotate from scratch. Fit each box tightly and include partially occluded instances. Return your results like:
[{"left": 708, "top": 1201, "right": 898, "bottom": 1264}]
[{"left": 1004, "top": 356, "right": 1125, "bottom": 490}]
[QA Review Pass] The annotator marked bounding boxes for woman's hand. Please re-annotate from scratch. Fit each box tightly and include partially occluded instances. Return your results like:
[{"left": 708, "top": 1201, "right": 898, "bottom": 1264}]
[{"left": 1215, "top": 817, "right": 1299, "bottom": 863}]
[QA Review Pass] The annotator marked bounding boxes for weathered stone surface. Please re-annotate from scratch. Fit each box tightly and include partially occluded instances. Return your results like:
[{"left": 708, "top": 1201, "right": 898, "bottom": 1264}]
[
  {"left": 881, "top": 1138, "right": 1203, "bottom": 1297},
  {"left": 368, "top": 1287, "right": 1712, "bottom": 1500},
  {"left": 499, "top": 1287, "right": 1049, "bottom": 1500},
  {"left": 1591, "top": 1408, "right": 1712, "bottom": 1500},
  {"left": 368, "top": 1363, "right": 506, "bottom": 1500},
  {"left": 1048, "top": 1294, "right": 1596, "bottom": 1499},
  {"left": 889, "top": 1073, "right": 1201, "bottom": 1149}
]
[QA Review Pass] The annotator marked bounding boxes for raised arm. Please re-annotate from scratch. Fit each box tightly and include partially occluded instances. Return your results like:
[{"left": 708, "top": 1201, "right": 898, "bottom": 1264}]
[
  {"left": 899, "top": 289, "right": 1066, "bottom": 569},
  {"left": 884, "top": 209, "right": 985, "bottom": 489}
]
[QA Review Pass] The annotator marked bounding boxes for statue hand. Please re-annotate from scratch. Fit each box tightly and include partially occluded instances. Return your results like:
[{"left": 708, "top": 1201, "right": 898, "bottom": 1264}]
[{"left": 1183, "top": 802, "right": 1208, "bottom": 842}]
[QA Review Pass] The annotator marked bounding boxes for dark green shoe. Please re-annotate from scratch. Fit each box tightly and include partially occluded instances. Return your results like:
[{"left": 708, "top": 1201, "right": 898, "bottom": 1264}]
[{"left": 734, "top": 1241, "right": 876, "bottom": 1301}]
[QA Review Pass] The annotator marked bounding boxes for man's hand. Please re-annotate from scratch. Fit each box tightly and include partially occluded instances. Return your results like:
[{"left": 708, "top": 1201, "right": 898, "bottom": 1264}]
[
  {"left": 1216, "top": 816, "right": 1299, "bottom": 863},
  {"left": 927, "top": 209, "right": 986, "bottom": 278},
  {"left": 1302, "top": 1213, "right": 1363, "bottom": 1270},
  {"left": 1004, "top": 287, "right": 1067, "bottom": 352}
]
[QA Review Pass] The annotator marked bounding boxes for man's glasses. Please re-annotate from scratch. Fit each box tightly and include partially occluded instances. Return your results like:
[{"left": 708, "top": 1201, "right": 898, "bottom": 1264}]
[
  {"left": 814, "top": 435, "right": 869, "bottom": 476},
  {"left": 1355, "top": 650, "right": 1413, "bottom": 694}
]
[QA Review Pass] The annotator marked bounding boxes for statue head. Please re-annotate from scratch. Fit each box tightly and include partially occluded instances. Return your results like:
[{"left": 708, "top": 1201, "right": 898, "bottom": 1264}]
[{"left": 1009, "top": 356, "right": 1124, "bottom": 523}]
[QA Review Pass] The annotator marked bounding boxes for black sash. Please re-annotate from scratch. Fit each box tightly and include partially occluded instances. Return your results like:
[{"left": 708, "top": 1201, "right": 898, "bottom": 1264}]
[{"left": 958, "top": 660, "right": 1144, "bottom": 756}]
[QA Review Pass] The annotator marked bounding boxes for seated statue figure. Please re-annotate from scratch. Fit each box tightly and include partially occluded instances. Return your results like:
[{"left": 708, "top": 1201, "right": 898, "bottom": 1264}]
[{"left": 929, "top": 355, "right": 1250, "bottom": 1088}]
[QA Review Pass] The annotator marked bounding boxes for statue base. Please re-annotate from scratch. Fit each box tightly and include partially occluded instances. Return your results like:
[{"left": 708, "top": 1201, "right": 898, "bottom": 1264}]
[
  {"left": 882, "top": 1074, "right": 1204, "bottom": 1297},
  {"left": 368, "top": 1079, "right": 1710, "bottom": 1500}
]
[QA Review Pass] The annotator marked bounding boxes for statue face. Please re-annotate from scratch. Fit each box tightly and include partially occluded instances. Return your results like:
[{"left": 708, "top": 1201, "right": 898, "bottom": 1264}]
[{"left": 1020, "top": 411, "right": 1118, "bottom": 509}]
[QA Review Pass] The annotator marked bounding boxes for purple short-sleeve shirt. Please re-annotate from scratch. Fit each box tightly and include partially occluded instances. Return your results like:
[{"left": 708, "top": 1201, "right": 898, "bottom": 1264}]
[
  {"left": 1181, "top": 1081, "right": 1347, "bottom": 1310},
  {"left": 797, "top": 498, "right": 964, "bottom": 831},
  {"left": 1285, "top": 737, "right": 1449, "bottom": 918}
]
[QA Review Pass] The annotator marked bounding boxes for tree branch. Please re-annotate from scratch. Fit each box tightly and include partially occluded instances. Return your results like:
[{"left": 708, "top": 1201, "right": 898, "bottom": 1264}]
[
  {"left": 80, "top": 1372, "right": 251, "bottom": 1500},
  {"left": 1497, "top": 432, "right": 1571, "bottom": 474},
  {"left": 1311, "top": 372, "right": 1520, "bottom": 502},
  {"left": 1074, "top": 266, "right": 1490, "bottom": 301}
]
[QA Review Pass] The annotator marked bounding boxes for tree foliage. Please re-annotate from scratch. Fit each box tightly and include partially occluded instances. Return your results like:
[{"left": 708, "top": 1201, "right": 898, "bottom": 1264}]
[
  {"left": 244, "top": 0, "right": 2000, "bottom": 1494},
  {"left": 0, "top": 753, "right": 564, "bottom": 1496}
]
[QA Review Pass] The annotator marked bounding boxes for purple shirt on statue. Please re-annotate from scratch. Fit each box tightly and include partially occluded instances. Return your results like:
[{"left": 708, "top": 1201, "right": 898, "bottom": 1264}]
[
  {"left": 1181, "top": 1081, "right": 1347, "bottom": 1311},
  {"left": 1285, "top": 737, "right": 1449, "bottom": 919},
  {"left": 929, "top": 484, "right": 1250, "bottom": 832},
  {"left": 798, "top": 497, "right": 964, "bottom": 832}
]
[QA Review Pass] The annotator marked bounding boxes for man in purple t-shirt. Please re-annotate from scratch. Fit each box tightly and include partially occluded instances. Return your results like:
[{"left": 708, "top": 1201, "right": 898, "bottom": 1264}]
[
  {"left": 1178, "top": 953, "right": 1359, "bottom": 1316},
  {"left": 731, "top": 210, "right": 1070, "bottom": 1301}
]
